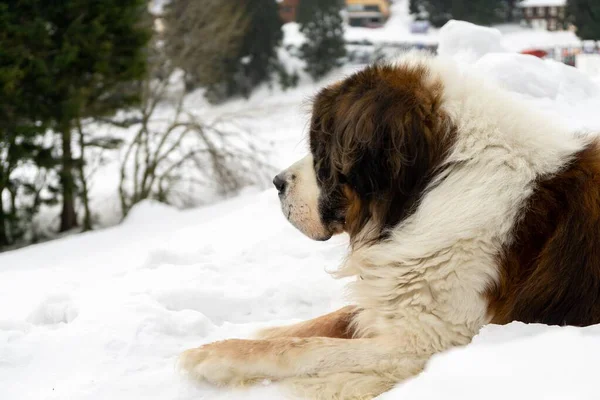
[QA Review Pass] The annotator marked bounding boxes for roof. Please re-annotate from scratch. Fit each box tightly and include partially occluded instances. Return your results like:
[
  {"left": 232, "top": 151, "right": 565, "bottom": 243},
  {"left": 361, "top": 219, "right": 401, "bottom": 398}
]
[
  {"left": 346, "top": 0, "right": 391, "bottom": 15},
  {"left": 519, "top": 0, "right": 566, "bottom": 7}
]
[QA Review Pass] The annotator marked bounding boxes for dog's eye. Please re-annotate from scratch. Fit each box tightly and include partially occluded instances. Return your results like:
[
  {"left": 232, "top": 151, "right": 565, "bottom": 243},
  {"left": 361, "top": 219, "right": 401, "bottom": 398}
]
[{"left": 338, "top": 173, "right": 348, "bottom": 184}]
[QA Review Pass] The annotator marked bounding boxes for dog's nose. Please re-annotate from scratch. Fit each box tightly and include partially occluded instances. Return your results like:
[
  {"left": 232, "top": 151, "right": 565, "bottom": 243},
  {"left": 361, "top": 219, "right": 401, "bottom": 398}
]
[{"left": 273, "top": 174, "right": 286, "bottom": 193}]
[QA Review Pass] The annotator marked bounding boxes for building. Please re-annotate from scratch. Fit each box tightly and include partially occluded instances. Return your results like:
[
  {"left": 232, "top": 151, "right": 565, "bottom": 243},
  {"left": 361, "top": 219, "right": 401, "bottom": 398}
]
[
  {"left": 346, "top": 0, "right": 391, "bottom": 27},
  {"left": 278, "top": 0, "right": 300, "bottom": 24},
  {"left": 519, "top": 0, "right": 568, "bottom": 31}
]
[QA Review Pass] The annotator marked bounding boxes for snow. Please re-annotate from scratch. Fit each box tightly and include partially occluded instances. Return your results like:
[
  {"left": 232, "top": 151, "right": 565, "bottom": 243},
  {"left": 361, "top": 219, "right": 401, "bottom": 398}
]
[
  {"left": 500, "top": 28, "right": 581, "bottom": 52},
  {"left": 519, "top": 0, "right": 566, "bottom": 7},
  {"left": 475, "top": 53, "right": 600, "bottom": 103},
  {"left": 148, "top": 0, "right": 169, "bottom": 15},
  {"left": 0, "top": 190, "right": 349, "bottom": 400},
  {"left": 380, "top": 323, "right": 600, "bottom": 400},
  {"left": 437, "top": 20, "right": 582, "bottom": 58},
  {"left": 2, "top": 16, "right": 600, "bottom": 400},
  {"left": 577, "top": 54, "right": 600, "bottom": 78},
  {"left": 282, "top": 22, "right": 306, "bottom": 48},
  {"left": 438, "top": 20, "right": 506, "bottom": 62}
]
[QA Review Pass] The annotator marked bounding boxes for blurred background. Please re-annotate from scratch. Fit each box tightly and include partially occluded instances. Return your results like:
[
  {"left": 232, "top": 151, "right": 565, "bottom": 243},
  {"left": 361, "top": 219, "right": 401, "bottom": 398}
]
[{"left": 1, "top": 0, "right": 599, "bottom": 252}]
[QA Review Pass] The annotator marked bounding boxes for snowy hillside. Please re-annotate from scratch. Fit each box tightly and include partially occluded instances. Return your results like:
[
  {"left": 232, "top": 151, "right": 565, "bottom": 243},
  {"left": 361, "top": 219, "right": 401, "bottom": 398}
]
[{"left": 2, "top": 21, "right": 600, "bottom": 400}]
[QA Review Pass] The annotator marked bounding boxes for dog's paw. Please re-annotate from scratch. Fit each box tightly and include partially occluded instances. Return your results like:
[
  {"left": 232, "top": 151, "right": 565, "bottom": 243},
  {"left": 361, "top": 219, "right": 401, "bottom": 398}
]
[{"left": 178, "top": 339, "right": 268, "bottom": 386}]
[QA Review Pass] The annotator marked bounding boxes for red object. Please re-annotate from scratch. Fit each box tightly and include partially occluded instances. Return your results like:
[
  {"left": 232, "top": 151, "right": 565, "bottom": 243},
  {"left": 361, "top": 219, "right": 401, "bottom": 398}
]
[{"left": 521, "top": 49, "right": 548, "bottom": 58}]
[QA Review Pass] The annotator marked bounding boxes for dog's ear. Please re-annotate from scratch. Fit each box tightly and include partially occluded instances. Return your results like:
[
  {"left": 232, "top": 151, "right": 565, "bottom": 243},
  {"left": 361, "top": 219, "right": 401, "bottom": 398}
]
[
  {"left": 336, "top": 85, "right": 435, "bottom": 202},
  {"left": 320, "top": 63, "right": 454, "bottom": 234},
  {"left": 309, "top": 63, "right": 454, "bottom": 235},
  {"left": 357, "top": 117, "right": 428, "bottom": 198}
]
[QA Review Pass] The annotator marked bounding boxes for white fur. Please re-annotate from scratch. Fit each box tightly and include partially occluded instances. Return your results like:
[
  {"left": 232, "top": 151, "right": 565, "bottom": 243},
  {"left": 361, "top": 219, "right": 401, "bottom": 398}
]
[{"left": 278, "top": 154, "right": 332, "bottom": 240}]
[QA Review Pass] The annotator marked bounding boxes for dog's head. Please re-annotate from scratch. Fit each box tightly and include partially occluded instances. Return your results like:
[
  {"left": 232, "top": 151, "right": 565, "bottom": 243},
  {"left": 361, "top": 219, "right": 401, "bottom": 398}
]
[{"left": 275, "top": 58, "right": 455, "bottom": 242}]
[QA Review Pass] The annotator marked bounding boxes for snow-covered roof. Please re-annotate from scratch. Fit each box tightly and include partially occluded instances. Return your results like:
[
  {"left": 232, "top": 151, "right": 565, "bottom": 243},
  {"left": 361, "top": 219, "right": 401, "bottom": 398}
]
[{"left": 519, "top": 0, "right": 566, "bottom": 7}]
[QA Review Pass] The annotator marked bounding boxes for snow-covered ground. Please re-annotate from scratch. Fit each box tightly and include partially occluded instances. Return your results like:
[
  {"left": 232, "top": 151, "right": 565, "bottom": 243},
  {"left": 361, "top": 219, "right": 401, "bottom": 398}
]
[{"left": 3, "top": 18, "right": 600, "bottom": 400}]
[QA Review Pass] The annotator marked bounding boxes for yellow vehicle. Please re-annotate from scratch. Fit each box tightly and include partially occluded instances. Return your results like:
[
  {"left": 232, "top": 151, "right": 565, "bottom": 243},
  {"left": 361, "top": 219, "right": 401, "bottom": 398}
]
[{"left": 345, "top": 0, "right": 391, "bottom": 27}]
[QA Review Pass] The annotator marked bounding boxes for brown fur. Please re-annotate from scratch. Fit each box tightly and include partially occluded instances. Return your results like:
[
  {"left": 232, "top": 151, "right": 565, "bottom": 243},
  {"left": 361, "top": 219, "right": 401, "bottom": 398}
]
[
  {"left": 488, "top": 140, "right": 600, "bottom": 326},
  {"left": 257, "top": 306, "right": 359, "bottom": 339},
  {"left": 341, "top": 185, "right": 364, "bottom": 239}
]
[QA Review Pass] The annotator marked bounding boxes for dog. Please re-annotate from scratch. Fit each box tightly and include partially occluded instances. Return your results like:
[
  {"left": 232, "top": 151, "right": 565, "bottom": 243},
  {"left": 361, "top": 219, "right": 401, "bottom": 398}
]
[{"left": 179, "top": 52, "right": 600, "bottom": 399}]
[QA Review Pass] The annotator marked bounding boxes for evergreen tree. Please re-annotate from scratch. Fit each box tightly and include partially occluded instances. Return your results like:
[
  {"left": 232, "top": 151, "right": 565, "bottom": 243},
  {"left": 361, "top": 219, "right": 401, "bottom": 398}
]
[
  {"left": 409, "top": 0, "right": 506, "bottom": 27},
  {"left": 297, "top": 0, "right": 347, "bottom": 81},
  {"left": 567, "top": 0, "right": 600, "bottom": 40},
  {"left": 0, "top": 2, "right": 57, "bottom": 246},
  {"left": 0, "top": 0, "right": 150, "bottom": 233},
  {"left": 409, "top": 0, "right": 420, "bottom": 15},
  {"left": 451, "top": 0, "right": 505, "bottom": 26},
  {"left": 410, "top": 0, "right": 452, "bottom": 27},
  {"left": 233, "top": 0, "right": 284, "bottom": 96},
  {"left": 504, "top": 0, "right": 523, "bottom": 22}
]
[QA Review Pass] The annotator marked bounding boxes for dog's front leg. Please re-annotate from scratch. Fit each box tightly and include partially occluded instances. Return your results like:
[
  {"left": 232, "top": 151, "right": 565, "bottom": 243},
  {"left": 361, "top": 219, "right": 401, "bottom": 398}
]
[
  {"left": 178, "top": 336, "right": 427, "bottom": 386},
  {"left": 256, "top": 305, "right": 359, "bottom": 339}
]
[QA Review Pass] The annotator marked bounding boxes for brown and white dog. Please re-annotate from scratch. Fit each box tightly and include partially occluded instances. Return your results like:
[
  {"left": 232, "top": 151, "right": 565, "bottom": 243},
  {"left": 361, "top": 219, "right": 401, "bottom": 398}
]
[{"left": 179, "top": 52, "right": 600, "bottom": 399}]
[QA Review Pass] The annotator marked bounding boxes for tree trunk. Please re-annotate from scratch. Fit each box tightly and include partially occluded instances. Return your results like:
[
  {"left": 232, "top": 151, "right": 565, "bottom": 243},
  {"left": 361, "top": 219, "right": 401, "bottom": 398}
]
[
  {"left": 506, "top": 0, "right": 516, "bottom": 22},
  {"left": 76, "top": 119, "right": 92, "bottom": 231},
  {"left": 59, "top": 121, "right": 78, "bottom": 232},
  {"left": 8, "top": 186, "right": 19, "bottom": 241},
  {"left": 0, "top": 187, "right": 8, "bottom": 248}
]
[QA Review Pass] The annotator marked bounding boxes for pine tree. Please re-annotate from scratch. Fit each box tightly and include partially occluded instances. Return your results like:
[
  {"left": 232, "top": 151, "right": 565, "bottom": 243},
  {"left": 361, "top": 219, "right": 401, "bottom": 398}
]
[
  {"left": 451, "top": 0, "right": 505, "bottom": 26},
  {"left": 297, "top": 0, "right": 347, "bottom": 81},
  {"left": 220, "top": 0, "right": 284, "bottom": 99},
  {"left": 0, "top": 0, "right": 151, "bottom": 233},
  {"left": 0, "top": 2, "right": 58, "bottom": 246},
  {"left": 410, "top": 0, "right": 506, "bottom": 27},
  {"left": 567, "top": 0, "right": 600, "bottom": 40},
  {"left": 504, "top": 0, "right": 523, "bottom": 22},
  {"left": 409, "top": 0, "right": 420, "bottom": 15},
  {"left": 421, "top": 0, "right": 452, "bottom": 27}
]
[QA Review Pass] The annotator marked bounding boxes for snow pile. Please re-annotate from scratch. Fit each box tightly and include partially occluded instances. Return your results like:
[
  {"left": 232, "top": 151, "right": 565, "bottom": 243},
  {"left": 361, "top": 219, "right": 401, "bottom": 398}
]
[
  {"left": 476, "top": 53, "right": 599, "bottom": 103},
  {"left": 438, "top": 20, "right": 505, "bottom": 62},
  {"left": 500, "top": 29, "right": 581, "bottom": 52},
  {"left": 441, "top": 20, "right": 600, "bottom": 132},
  {"left": 1, "top": 19, "right": 600, "bottom": 400},
  {"left": 381, "top": 323, "right": 600, "bottom": 400}
]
